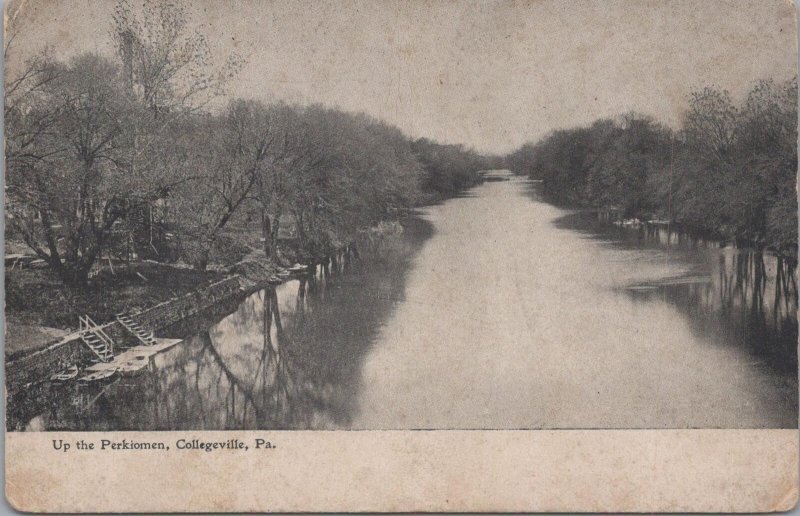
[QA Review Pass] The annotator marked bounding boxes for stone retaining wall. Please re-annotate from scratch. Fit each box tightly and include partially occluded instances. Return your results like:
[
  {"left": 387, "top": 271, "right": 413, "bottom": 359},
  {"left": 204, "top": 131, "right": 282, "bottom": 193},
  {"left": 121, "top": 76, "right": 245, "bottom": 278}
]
[
  {"left": 129, "top": 276, "right": 243, "bottom": 332},
  {"left": 6, "top": 276, "right": 247, "bottom": 390}
]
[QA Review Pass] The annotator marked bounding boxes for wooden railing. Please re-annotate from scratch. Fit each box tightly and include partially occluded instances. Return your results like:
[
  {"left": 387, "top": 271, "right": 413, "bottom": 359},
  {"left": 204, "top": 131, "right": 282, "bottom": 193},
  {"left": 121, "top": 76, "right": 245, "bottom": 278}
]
[{"left": 78, "top": 315, "right": 115, "bottom": 356}]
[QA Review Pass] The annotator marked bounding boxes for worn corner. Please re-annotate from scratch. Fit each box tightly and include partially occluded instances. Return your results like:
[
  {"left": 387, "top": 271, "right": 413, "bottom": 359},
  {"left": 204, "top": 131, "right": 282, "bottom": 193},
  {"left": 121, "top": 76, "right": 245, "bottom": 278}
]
[{"left": 4, "top": 477, "right": 36, "bottom": 515}]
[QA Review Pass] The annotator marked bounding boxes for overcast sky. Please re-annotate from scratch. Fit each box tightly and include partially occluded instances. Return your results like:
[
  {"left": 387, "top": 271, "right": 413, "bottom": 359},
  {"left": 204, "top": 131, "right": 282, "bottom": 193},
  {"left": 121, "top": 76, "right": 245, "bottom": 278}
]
[{"left": 6, "top": 0, "right": 798, "bottom": 153}]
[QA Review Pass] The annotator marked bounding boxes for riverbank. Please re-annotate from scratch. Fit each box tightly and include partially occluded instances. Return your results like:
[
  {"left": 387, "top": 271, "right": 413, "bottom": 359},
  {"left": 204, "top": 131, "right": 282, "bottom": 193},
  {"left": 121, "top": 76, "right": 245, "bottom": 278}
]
[
  {"left": 589, "top": 206, "right": 799, "bottom": 263},
  {"left": 4, "top": 234, "right": 356, "bottom": 357},
  {"left": 4, "top": 215, "right": 404, "bottom": 390},
  {"left": 6, "top": 269, "right": 269, "bottom": 390},
  {"left": 507, "top": 166, "right": 798, "bottom": 263},
  {"left": 8, "top": 172, "right": 797, "bottom": 430},
  {"left": 5, "top": 262, "right": 226, "bottom": 355},
  {"left": 6, "top": 212, "right": 433, "bottom": 431},
  {"left": 504, "top": 80, "right": 797, "bottom": 259}
]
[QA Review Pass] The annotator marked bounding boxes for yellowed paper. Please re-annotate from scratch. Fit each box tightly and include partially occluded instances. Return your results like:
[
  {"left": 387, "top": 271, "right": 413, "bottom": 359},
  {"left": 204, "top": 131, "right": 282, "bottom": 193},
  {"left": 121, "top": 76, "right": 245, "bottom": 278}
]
[
  {"left": 5, "top": 431, "right": 799, "bottom": 513},
  {"left": 4, "top": 0, "right": 799, "bottom": 512}
]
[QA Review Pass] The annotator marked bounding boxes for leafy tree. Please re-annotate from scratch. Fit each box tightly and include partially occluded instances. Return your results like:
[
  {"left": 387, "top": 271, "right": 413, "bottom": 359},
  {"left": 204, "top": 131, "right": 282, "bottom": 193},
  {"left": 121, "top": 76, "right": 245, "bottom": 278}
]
[
  {"left": 683, "top": 87, "right": 738, "bottom": 164},
  {"left": 412, "top": 138, "right": 485, "bottom": 201},
  {"left": 506, "top": 78, "right": 797, "bottom": 257},
  {"left": 168, "top": 105, "right": 265, "bottom": 270}
]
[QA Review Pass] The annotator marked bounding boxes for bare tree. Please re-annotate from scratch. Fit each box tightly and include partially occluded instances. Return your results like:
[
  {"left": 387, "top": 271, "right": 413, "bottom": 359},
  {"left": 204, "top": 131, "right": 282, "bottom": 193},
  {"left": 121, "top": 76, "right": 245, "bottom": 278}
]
[
  {"left": 683, "top": 87, "right": 738, "bottom": 164},
  {"left": 110, "top": 0, "right": 242, "bottom": 115},
  {"left": 108, "top": 0, "right": 244, "bottom": 210},
  {"left": 4, "top": 42, "right": 64, "bottom": 168},
  {"left": 6, "top": 54, "right": 130, "bottom": 287},
  {"left": 5, "top": 0, "right": 245, "bottom": 286}
]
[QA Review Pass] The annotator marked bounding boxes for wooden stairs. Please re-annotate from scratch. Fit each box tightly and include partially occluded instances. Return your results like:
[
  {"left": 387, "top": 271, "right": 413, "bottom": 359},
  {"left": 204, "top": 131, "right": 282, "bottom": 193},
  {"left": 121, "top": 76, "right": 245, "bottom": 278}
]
[
  {"left": 78, "top": 315, "right": 115, "bottom": 362},
  {"left": 115, "top": 313, "right": 157, "bottom": 346}
]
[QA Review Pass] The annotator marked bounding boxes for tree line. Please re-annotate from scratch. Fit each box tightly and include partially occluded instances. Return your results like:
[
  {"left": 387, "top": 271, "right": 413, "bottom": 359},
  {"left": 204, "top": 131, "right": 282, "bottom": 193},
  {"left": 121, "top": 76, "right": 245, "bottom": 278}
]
[
  {"left": 5, "top": 0, "right": 486, "bottom": 288},
  {"left": 506, "top": 79, "right": 798, "bottom": 257}
]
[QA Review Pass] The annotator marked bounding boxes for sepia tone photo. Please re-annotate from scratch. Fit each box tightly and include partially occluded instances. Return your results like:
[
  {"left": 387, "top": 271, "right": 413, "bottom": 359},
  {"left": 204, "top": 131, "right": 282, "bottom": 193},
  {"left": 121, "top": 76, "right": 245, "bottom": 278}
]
[
  {"left": 4, "top": 0, "right": 798, "bottom": 435},
  {"left": 5, "top": 0, "right": 800, "bottom": 511}
]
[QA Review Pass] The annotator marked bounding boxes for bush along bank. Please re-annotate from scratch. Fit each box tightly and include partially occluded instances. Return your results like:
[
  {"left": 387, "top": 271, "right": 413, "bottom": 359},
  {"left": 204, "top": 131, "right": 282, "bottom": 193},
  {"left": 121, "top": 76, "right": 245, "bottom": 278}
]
[{"left": 505, "top": 79, "right": 798, "bottom": 260}]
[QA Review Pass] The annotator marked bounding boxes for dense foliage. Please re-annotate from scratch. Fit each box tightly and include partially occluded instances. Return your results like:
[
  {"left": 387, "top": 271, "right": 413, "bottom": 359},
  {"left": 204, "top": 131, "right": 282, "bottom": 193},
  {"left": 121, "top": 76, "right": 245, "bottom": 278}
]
[
  {"left": 5, "top": 0, "right": 486, "bottom": 287},
  {"left": 411, "top": 138, "right": 487, "bottom": 201},
  {"left": 506, "top": 79, "right": 798, "bottom": 255}
]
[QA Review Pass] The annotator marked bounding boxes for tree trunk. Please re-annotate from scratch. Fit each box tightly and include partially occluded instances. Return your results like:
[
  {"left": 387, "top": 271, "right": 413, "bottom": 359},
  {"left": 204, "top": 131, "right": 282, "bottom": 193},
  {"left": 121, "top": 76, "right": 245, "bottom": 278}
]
[
  {"left": 271, "top": 213, "right": 281, "bottom": 261},
  {"left": 261, "top": 210, "right": 272, "bottom": 258},
  {"left": 294, "top": 209, "right": 307, "bottom": 251}
]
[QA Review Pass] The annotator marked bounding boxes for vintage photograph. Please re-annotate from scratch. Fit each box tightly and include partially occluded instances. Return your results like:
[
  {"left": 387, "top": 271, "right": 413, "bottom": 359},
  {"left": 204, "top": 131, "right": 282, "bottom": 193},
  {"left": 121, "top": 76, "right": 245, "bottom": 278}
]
[{"left": 4, "top": 0, "right": 798, "bottom": 433}]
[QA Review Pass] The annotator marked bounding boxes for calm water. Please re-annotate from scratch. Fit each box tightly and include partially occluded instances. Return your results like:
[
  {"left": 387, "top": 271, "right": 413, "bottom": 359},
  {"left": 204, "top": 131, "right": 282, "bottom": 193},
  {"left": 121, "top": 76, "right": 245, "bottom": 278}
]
[{"left": 12, "top": 171, "right": 798, "bottom": 430}]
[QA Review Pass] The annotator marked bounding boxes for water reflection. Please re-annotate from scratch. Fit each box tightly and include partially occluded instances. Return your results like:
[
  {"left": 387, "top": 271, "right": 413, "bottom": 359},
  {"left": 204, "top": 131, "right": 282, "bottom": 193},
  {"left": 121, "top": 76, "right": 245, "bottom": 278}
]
[
  {"left": 351, "top": 176, "right": 796, "bottom": 429},
  {"left": 9, "top": 174, "right": 798, "bottom": 431},
  {"left": 557, "top": 211, "right": 798, "bottom": 374},
  {"left": 11, "top": 218, "right": 431, "bottom": 430}
]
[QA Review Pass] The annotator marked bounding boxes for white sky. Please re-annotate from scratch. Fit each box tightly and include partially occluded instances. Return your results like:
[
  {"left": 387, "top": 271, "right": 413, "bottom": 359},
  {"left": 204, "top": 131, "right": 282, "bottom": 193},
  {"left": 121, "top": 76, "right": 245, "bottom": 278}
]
[{"left": 5, "top": 0, "right": 798, "bottom": 154}]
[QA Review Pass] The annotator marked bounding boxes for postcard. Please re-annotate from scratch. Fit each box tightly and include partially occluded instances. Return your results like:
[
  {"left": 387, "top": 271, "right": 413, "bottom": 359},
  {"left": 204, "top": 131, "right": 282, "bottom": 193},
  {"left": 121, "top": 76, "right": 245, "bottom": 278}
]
[{"left": 4, "top": 0, "right": 798, "bottom": 512}]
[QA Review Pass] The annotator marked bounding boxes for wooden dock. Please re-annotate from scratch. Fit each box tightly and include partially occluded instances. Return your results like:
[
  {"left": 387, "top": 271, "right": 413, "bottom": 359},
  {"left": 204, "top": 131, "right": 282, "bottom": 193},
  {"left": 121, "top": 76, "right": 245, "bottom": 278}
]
[{"left": 78, "top": 338, "right": 182, "bottom": 381}]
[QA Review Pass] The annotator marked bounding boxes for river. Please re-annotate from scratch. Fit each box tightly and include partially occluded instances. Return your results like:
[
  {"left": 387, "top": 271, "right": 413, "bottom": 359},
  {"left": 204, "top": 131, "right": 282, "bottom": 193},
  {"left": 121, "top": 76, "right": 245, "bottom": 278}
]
[{"left": 13, "top": 170, "right": 798, "bottom": 430}]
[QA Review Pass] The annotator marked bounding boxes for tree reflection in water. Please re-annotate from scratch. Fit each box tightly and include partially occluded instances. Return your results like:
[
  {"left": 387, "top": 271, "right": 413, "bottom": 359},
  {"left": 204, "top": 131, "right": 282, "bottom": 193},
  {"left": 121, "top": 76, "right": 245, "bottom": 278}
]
[
  {"left": 553, "top": 210, "right": 797, "bottom": 375},
  {"left": 13, "top": 209, "right": 795, "bottom": 431},
  {"left": 629, "top": 225, "right": 797, "bottom": 373},
  {"left": 638, "top": 250, "right": 798, "bottom": 373},
  {"left": 13, "top": 218, "right": 429, "bottom": 431}
]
